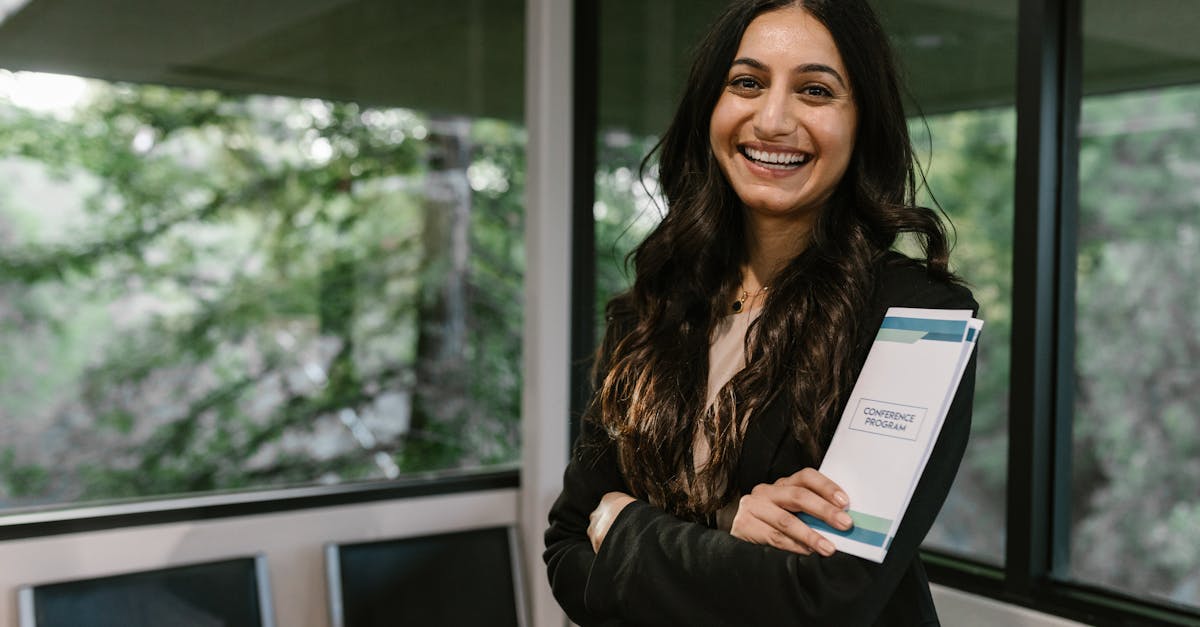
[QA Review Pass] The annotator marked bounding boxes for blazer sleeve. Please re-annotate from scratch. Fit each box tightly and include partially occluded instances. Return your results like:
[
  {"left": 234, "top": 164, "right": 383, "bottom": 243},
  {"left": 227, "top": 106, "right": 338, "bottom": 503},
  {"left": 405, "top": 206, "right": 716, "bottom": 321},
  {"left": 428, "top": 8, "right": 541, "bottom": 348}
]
[
  {"left": 542, "top": 312, "right": 635, "bottom": 626},
  {"left": 544, "top": 278, "right": 978, "bottom": 627}
]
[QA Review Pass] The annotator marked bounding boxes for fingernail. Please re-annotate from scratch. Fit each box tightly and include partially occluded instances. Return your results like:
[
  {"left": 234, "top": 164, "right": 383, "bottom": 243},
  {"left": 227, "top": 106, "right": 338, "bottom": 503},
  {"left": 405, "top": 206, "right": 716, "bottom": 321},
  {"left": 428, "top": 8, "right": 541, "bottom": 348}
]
[
  {"left": 834, "top": 491, "right": 850, "bottom": 508},
  {"left": 819, "top": 539, "right": 836, "bottom": 555},
  {"left": 836, "top": 512, "right": 853, "bottom": 529}
]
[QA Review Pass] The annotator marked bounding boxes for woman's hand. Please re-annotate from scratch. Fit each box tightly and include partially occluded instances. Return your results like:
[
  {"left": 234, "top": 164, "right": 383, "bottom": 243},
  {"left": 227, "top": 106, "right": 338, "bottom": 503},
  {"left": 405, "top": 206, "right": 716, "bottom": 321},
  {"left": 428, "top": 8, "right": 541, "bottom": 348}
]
[
  {"left": 587, "top": 491, "right": 636, "bottom": 553},
  {"left": 729, "top": 468, "right": 853, "bottom": 556}
]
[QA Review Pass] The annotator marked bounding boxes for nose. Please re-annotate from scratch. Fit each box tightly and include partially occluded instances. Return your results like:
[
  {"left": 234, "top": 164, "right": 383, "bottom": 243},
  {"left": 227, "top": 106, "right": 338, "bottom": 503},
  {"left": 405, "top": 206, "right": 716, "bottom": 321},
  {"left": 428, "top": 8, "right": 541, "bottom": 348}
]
[{"left": 752, "top": 87, "right": 796, "bottom": 139}]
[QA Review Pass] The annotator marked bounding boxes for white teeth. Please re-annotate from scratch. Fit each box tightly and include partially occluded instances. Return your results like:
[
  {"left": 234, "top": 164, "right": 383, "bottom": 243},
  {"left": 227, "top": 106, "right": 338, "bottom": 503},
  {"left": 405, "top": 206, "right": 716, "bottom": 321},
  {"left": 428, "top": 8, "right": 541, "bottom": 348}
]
[{"left": 743, "top": 147, "right": 809, "bottom": 166}]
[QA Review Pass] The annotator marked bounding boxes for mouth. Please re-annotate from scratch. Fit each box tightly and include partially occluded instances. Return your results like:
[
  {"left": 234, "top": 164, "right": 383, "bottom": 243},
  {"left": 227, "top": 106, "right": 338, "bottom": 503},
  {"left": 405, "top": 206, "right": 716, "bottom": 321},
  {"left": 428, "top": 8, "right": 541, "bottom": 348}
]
[{"left": 738, "top": 146, "right": 812, "bottom": 170}]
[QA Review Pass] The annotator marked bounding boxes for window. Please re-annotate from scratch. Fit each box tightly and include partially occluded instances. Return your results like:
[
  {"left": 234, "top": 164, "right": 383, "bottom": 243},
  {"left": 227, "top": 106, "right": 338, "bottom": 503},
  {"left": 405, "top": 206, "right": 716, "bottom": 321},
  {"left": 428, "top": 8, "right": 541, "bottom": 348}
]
[
  {"left": 0, "top": 1, "right": 525, "bottom": 510},
  {"left": 926, "top": 0, "right": 1200, "bottom": 622},
  {"left": 591, "top": 0, "right": 720, "bottom": 328},
  {"left": 1070, "top": 1, "right": 1200, "bottom": 609}
]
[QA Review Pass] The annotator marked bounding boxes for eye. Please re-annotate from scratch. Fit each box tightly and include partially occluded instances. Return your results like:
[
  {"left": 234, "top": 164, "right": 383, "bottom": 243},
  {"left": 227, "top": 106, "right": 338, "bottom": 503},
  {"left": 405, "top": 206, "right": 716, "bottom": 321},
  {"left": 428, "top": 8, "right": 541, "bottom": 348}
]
[
  {"left": 728, "top": 75, "right": 763, "bottom": 93},
  {"left": 800, "top": 84, "right": 834, "bottom": 99}
]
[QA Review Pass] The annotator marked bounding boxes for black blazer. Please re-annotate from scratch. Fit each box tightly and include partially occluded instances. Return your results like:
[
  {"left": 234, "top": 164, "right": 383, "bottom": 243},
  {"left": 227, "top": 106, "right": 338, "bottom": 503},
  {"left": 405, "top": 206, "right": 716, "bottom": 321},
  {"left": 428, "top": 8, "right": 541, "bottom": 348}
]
[{"left": 544, "top": 252, "right": 979, "bottom": 627}]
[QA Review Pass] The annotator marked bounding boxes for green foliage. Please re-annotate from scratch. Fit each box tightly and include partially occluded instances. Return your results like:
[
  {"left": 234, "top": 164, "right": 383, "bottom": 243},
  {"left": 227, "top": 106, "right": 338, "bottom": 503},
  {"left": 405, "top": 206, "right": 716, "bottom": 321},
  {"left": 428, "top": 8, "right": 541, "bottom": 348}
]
[
  {"left": 0, "top": 78, "right": 524, "bottom": 508},
  {"left": 1069, "top": 85, "right": 1200, "bottom": 604},
  {"left": 593, "top": 131, "right": 663, "bottom": 329},
  {"left": 0, "top": 449, "right": 49, "bottom": 498}
]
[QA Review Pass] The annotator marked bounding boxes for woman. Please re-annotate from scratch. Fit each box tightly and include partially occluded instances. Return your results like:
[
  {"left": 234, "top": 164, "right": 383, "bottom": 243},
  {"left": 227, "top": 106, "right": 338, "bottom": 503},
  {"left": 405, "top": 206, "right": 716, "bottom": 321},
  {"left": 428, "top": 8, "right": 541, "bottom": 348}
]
[{"left": 544, "top": 1, "right": 977, "bottom": 625}]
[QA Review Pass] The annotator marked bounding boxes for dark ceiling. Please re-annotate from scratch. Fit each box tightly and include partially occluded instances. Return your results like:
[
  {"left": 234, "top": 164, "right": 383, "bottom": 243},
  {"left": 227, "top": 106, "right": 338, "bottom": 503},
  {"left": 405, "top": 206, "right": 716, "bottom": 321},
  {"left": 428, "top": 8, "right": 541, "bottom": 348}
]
[
  {"left": 0, "top": 0, "right": 526, "bottom": 119},
  {"left": 0, "top": 0, "right": 1195, "bottom": 135}
]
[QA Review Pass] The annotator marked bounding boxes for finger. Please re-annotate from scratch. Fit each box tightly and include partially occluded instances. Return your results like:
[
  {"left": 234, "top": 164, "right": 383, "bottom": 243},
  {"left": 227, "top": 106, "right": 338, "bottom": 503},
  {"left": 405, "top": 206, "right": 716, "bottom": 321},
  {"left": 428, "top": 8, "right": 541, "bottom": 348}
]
[
  {"left": 736, "top": 495, "right": 835, "bottom": 557},
  {"left": 785, "top": 517, "right": 837, "bottom": 557},
  {"left": 779, "top": 486, "right": 855, "bottom": 532},
  {"left": 779, "top": 468, "right": 850, "bottom": 510},
  {"left": 751, "top": 484, "right": 853, "bottom": 532},
  {"left": 734, "top": 512, "right": 815, "bottom": 555},
  {"left": 761, "top": 506, "right": 839, "bottom": 556},
  {"left": 586, "top": 511, "right": 600, "bottom": 552}
]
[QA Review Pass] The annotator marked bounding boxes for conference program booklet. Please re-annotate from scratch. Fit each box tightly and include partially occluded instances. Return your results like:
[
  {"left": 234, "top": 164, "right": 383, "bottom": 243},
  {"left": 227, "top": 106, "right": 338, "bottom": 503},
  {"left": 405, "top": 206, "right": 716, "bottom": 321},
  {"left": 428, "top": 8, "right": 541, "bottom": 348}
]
[{"left": 798, "top": 307, "right": 983, "bottom": 563}]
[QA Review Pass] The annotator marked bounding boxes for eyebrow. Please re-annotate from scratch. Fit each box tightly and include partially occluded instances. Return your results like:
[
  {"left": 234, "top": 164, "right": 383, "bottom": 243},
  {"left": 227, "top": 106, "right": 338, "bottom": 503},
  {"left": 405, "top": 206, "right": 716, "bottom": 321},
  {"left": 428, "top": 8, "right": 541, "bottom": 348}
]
[{"left": 730, "top": 57, "right": 847, "bottom": 89}]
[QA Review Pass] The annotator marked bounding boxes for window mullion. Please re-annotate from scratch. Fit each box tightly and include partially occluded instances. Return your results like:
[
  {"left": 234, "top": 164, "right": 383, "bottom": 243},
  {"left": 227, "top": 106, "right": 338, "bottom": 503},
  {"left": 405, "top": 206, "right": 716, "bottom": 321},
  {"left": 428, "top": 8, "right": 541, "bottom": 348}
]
[
  {"left": 1007, "top": 0, "right": 1070, "bottom": 596},
  {"left": 569, "top": 0, "right": 599, "bottom": 449},
  {"left": 1050, "top": 0, "right": 1083, "bottom": 580}
]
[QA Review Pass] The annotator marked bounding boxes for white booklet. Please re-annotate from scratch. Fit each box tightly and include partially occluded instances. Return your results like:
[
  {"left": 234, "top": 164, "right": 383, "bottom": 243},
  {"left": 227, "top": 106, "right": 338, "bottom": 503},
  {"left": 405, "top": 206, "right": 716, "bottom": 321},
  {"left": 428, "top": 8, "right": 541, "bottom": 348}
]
[{"left": 798, "top": 307, "right": 983, "bottom": 563}]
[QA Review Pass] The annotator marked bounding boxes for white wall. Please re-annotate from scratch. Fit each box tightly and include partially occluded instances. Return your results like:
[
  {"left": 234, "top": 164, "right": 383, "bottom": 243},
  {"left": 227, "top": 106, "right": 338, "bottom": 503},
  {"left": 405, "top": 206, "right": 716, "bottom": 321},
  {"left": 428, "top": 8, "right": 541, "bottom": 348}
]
[
  {"left": 0, "top": 488, "right": 519, "bottom": 627},
  {"left": 933, "top": 584, "right": 1090, "bottom": 626},
  {"left": 521, "top": 0, "right": 574, "bottom": 625}
]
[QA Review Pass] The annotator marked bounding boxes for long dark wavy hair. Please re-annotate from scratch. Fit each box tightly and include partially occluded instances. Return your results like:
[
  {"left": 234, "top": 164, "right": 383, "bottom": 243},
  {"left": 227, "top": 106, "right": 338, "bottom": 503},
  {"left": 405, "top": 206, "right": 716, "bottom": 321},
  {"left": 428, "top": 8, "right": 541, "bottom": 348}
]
[{"left": 592, "top": 0, "right": 955, "bottom": 522}]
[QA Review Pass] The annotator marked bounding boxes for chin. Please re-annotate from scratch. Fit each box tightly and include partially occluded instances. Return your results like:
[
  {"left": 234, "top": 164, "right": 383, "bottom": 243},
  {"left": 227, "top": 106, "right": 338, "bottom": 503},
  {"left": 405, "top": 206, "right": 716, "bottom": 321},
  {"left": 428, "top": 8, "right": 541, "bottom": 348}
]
[{"left": 740, "top": 196, "right": 820, "bottom": 218}]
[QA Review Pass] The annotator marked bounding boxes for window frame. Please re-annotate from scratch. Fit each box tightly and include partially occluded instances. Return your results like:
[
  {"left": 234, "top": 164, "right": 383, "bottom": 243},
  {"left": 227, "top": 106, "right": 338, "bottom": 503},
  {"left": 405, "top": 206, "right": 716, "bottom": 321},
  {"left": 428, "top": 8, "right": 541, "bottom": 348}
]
[
  {"left": 0, "top": 1, "right": 536, "bottom": 548},
  {"left": 0, "top": 468, "right": 519, "bottom": 542}
]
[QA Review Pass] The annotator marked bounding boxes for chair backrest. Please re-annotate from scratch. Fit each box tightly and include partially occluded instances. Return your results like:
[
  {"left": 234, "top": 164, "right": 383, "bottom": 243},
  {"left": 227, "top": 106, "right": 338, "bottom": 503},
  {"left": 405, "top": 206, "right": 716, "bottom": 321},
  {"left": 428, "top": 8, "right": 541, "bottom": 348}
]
[
  {"left": 326, "top": 525, "right": 527, "bottom": 627},
  {"left": 18, "top": 554, "right": 275, "bottom": 627}
]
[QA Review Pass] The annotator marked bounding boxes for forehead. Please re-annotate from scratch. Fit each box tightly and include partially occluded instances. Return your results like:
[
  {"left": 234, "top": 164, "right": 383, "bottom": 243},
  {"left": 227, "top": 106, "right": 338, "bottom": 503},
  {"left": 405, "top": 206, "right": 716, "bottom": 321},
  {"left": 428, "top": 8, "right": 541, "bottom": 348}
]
[{"left": 735, "top": 7, "right": 844, "bottom": 69}]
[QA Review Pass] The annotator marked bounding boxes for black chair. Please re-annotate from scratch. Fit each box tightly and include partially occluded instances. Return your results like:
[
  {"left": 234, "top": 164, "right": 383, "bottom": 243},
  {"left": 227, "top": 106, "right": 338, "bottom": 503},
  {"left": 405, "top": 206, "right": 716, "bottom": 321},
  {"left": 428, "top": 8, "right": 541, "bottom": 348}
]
[
  {"left": 18, "top": 555, "right": 275, "bottom": 627},
  {"left": 326, "top": 526, "right": 527, "bottom": 627}
]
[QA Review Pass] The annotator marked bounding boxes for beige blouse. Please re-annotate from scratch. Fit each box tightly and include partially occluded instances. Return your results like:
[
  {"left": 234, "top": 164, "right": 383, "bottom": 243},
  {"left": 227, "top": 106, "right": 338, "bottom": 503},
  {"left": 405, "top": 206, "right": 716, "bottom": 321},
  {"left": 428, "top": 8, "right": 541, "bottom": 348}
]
[{"left": 694, "top": 306, "right": 761, "bottom": 529}]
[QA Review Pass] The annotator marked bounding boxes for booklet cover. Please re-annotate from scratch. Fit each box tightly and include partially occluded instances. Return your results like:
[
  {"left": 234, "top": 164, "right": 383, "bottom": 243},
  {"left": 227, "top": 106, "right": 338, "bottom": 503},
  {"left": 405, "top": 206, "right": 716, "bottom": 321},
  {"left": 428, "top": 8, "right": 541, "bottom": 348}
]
[{"left": 798, "top": 307, "right": 982, "bottom": 563}]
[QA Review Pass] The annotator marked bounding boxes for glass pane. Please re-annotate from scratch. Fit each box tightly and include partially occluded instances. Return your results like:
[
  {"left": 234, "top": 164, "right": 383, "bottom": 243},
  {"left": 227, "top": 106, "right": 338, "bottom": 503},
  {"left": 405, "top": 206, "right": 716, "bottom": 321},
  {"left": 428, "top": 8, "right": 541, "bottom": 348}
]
[
  {"left": 594, "top": 130, "right": 663, "bottom": 327},
  {"left": 594, "top": 0, "right": 725, "bottom": 321},
  {"left": 595, "top": 0, "right": 1015, "bottom": 566},
  {"left": 0, "top": 1, "right": 525, "bottom": 510},
  {"left": 880, "top": 0, "right": 1016, "bottom": 565},
  {"left": 1071, "top": 0, "right": 1200, "bottom": 608}
]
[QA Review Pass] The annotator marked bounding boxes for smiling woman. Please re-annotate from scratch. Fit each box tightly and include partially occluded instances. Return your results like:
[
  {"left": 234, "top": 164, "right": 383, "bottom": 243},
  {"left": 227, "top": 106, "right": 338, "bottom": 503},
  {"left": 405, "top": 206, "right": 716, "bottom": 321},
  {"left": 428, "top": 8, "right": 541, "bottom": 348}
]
[{"left": 544, "top": 1, "right": 977, "bottom": 625}]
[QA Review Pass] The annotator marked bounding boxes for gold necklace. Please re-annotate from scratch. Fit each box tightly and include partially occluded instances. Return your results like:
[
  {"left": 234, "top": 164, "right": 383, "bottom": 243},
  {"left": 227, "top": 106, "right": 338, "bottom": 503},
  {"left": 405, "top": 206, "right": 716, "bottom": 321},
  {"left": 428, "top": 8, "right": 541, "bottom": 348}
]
[{"left": 731, "top": 284, "right": 768, "bottom": 313}]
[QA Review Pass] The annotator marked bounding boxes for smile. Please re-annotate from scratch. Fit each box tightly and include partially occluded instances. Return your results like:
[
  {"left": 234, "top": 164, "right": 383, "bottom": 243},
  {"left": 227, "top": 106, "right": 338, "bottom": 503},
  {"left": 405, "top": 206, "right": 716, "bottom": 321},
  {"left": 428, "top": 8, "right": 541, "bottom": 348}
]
[{"left": 739, "top": 146, "right": 812, "bottom": 170}]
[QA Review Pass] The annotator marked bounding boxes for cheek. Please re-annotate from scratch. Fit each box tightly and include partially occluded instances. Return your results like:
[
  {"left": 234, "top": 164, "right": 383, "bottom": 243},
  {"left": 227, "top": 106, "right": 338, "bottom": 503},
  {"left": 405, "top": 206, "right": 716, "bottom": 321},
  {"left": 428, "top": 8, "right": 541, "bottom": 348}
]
[
  {"left": 708, "top": 93, "right": 748, "bottom": 149},
  {"left": 815, "top": 113, "right": 857, "bottom": 162}
]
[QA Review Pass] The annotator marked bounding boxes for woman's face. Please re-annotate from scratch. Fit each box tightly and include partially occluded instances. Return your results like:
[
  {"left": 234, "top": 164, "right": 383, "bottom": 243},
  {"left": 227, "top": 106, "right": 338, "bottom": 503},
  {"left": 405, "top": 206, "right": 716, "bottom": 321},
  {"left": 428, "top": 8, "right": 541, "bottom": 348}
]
[{"left": 709, "top": 6, "right": 857, "bottom": 226}]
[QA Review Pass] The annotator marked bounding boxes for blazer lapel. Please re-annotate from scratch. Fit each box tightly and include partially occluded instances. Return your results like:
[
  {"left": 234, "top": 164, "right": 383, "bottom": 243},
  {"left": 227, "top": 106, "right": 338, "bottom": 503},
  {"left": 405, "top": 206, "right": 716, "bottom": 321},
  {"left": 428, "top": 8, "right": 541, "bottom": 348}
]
[{"left": 734, "top": 395, "right": 801, "bottom": 494}]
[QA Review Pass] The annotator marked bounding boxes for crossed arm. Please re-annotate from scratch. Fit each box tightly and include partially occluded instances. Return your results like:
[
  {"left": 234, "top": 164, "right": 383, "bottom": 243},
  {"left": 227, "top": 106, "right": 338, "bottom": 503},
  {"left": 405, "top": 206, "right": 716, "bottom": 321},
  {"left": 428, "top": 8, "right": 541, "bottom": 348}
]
[
  {"left": 588, "top": 468, "right": 853, "bottom": 557},
  {"left": 545, "top": 277, "right": 978, "bottom": 626},
  {"left": 544, "top": 350, "right": 973, "bottom": 627}
]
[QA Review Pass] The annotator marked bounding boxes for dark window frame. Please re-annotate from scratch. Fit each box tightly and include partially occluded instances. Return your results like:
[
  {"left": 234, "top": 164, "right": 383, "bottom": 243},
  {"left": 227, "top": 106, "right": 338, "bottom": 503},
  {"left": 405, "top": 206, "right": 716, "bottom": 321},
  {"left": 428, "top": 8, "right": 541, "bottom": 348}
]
[{"left": 0, "top": 467, "right": 519, "bottom": 542}]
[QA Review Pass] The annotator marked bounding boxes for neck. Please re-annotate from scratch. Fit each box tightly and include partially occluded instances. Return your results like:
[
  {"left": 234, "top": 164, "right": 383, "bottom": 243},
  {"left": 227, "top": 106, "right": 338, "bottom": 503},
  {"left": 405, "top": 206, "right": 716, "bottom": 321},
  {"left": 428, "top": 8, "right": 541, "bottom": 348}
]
[{"left": 742, "top": 211, "right": 815, "bottom": 289}]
